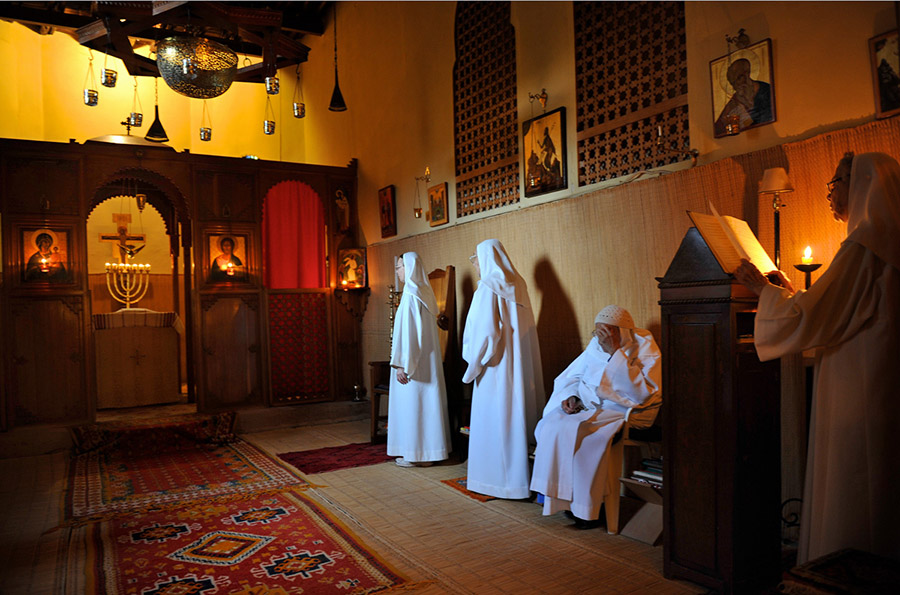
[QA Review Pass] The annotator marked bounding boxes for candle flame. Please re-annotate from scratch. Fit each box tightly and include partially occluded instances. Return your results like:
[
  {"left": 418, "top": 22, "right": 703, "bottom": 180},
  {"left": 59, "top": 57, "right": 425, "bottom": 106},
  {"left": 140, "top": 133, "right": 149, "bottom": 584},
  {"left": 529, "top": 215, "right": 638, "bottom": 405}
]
[{"left": 802, "top": 246, "right": 813, "bottom": 264}]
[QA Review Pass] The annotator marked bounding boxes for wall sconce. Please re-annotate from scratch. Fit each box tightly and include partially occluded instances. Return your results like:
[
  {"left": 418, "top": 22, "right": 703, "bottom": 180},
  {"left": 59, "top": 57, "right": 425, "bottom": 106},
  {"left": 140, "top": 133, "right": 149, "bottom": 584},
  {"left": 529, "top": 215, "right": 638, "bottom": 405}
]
[
  {"left": 657, "top": 125, "right": 699, "bottom": 167},
  {"left": 758, "top": 167, "right": 794, "bottom": 269},
  {"left": 528, "top": 88, "right": 548, "bottom": 111},
  {"left": 414, "top": 166, "right": 431, "bottom": 218}
]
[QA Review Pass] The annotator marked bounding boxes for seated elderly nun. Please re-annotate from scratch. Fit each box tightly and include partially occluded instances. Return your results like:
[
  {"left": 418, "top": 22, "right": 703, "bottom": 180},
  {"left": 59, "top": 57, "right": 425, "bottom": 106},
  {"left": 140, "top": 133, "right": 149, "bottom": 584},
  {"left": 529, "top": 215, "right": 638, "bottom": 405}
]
[
  {"left": 388, "top": 252, "right": 452, "bottom": 467},
  {"left": 530, "top": 305, "right": 661, "bottom": 527},
  {"left": 462, "top": 239, "right": 544, "bottom": 498}
]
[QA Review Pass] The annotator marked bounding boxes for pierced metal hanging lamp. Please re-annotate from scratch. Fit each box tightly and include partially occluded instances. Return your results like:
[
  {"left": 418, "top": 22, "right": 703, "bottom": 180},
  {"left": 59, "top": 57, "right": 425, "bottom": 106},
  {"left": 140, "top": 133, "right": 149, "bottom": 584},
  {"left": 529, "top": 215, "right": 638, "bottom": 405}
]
[{"left": 156, "top": 36, "right": 238, "bottom": 99}]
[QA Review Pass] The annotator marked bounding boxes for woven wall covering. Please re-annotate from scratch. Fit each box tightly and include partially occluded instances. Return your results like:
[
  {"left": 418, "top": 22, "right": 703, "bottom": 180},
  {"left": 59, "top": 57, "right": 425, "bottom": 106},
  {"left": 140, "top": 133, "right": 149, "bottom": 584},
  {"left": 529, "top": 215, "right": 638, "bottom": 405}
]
[
  {"left": 575, "top": 1, "right": 689, "bottom": 185},
  {"left": 363, "top": 117, "right": 900, "bottom": 397},
  {"left": 268, "top": 292, "right": 329, "bottom": 404},
  {"left": 454, "top": 1, "right": 520, "bottom": 217}
]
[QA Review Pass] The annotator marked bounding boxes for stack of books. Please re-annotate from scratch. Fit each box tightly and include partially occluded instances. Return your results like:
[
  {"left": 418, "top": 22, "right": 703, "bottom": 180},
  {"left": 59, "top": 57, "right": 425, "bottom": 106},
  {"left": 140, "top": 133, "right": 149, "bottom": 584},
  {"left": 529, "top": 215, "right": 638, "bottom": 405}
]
[{"left": 631, "top": 457, "right": 663, "bottom": 488}]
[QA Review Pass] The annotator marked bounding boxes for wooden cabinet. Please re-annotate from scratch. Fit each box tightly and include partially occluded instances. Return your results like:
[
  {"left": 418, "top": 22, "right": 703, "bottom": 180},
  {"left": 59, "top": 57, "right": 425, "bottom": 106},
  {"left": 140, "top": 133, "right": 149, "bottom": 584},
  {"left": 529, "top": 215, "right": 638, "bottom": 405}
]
[{"left": 658, "top": 228, "right": 781, "bottom": 594}]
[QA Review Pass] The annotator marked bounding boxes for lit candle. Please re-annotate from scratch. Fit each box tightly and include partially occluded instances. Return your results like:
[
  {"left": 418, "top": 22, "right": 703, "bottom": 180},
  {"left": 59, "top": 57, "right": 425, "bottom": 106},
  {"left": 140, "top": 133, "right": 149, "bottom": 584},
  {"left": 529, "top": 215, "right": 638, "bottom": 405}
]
[
  {"left": 40, "top": 258, "right": 49, "bottom": 272},
  {"left": 226, "top": 262, "right": 235, "bottom": 276},
  {"left": 801, "top": 246, "right": 813, "bottom": 265}
]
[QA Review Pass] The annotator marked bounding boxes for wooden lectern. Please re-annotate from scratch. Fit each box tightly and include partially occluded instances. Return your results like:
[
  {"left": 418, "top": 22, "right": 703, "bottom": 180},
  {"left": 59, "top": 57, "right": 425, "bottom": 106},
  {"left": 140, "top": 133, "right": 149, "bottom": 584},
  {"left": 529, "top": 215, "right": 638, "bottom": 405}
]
[{"left": 658, "top": 227, "right": 781, "bottom": 594}]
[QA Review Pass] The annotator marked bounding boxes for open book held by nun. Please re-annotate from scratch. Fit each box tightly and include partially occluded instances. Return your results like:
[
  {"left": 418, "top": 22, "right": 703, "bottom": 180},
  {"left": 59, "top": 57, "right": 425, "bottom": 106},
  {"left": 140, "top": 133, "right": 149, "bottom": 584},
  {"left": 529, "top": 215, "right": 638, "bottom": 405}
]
[{"left": 687, "top": 202, "right": 777, "bottom": 275}]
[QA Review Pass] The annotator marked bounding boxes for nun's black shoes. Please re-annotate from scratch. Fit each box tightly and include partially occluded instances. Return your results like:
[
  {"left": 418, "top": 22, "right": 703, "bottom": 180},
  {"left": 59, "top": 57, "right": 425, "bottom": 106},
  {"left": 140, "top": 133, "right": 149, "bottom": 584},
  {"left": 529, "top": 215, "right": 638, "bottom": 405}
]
[{"left": 564, "top": 509, "right": 603, "bottom": 530}]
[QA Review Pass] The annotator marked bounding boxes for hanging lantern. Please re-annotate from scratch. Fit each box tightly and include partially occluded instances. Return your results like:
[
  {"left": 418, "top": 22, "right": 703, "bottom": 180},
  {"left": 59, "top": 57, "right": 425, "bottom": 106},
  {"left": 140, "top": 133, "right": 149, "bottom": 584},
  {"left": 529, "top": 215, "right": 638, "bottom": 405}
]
[
  {"left": 200, "top": 100, "right": 212, "bottom": 141},
  {"left": 83, "top": 50, "right": 99, "bottom": 106},
  {"left": 263, "top": 95, "right": 276, "bottom": 135},
  {"left": 101, "top": 50, "right": 117, "bottom": 88},
  {"left": 128, "top": 78, "right": 143, "bottom": 127},
  {"left": 292, "top": 66, "right": 306, "bottom": 119},
  {"left": 265, "top": 76, "right": 280, "bottom": 95}
]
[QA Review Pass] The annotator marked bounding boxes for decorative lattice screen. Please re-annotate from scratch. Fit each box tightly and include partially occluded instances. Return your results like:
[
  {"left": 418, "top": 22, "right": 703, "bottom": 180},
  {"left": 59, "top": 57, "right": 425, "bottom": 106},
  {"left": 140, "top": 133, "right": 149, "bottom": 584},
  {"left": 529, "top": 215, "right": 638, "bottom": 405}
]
[
  {"left": 268, "top": 291, "right": 329, "bottom": 404},
  {"left": 575, "top": 1, "right": 689, "bottom": 186},
  {"left": 454, "top": 1, "right": 519, "bottom": 218}
]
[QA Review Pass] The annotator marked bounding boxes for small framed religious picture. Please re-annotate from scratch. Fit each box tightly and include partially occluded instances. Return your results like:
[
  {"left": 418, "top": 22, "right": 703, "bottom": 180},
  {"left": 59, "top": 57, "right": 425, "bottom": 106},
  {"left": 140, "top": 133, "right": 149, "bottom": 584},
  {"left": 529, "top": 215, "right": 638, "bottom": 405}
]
[
  {"left": 338, "top": 248, "right": 367, "bottom": 289},
  {"left": 16, "top": 224, "right": 76, "bottom": 287},
  {"left": 203, "top": 229, "right": 253, "bottom": 286},
  {"left": 378, "top": 185, "right": 397, "bottom": 238},
  {"left": 869, "top": 29, "right": 900, "bottom": 119},
  {"left": 428, "top": 182, "right": 449, "bottom": 227},
  {"left": 710, "top": 38, "right": 776, "bottom": 138},
  {"left": 522, "top": 106, "right": 567, "bottom": 198}
]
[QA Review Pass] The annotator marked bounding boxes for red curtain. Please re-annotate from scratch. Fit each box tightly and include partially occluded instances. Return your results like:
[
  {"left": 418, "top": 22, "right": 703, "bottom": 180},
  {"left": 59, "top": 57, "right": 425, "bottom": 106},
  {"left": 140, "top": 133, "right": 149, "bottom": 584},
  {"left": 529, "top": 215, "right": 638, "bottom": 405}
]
[{"left": 262, "top": 181, "right": 326, "bottom": 289}]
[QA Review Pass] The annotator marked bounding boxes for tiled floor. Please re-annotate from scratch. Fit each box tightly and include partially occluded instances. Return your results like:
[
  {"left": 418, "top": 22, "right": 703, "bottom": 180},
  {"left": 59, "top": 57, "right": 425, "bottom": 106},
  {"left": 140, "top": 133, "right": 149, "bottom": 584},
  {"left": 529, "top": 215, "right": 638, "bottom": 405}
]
[{"left": 0, "top": 418, "right": 708, "bottom": 594}]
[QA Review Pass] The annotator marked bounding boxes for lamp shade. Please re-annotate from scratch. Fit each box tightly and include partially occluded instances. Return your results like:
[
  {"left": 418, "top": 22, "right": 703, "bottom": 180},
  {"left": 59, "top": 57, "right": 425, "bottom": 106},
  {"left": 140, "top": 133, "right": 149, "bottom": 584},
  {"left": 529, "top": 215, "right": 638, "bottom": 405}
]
[
  {"left": 759, "top": 167, "right": 794, "bottom": 194},
  {"left": 145, "top": 105, "right": 169, "bottom": 142},
  {"left": 329, "top": 74, "right": 347, "bottom": 112},
  {"left": 156, "top": 37, "right": 238, "bottom": 99}
]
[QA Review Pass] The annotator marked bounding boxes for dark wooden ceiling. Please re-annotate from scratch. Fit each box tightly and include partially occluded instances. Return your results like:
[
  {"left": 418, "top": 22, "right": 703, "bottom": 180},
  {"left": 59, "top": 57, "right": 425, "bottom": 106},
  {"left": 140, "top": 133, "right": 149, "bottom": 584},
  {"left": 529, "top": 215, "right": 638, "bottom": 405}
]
[{"left": 0, "top": 1, "right": 334, "bottom": 83}]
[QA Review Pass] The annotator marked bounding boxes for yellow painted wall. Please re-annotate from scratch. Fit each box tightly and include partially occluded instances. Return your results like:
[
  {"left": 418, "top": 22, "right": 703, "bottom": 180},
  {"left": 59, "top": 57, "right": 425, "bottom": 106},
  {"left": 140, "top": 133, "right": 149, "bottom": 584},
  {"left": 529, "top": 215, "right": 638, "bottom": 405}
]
[
  {"left": 0, "top": 19, "right": 310, "bottom": 162},
  {"left": 1, "top": 2, "right": 896, "bottom": 243}
]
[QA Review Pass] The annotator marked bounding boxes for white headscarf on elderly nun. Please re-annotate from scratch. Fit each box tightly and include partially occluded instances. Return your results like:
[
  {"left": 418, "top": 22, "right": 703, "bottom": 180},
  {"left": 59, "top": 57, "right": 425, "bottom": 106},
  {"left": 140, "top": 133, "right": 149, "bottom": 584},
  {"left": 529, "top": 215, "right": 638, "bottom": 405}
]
[{"left": 531, "top": 305, "right": 662, "bottom": 521}]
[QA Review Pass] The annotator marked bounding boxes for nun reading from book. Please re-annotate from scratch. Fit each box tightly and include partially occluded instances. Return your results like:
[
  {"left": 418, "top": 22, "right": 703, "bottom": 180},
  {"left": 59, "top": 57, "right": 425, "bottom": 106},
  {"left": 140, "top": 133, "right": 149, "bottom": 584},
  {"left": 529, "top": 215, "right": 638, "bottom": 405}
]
[{"left": 735, "top": 152, "right": 900, "bottom": 563}]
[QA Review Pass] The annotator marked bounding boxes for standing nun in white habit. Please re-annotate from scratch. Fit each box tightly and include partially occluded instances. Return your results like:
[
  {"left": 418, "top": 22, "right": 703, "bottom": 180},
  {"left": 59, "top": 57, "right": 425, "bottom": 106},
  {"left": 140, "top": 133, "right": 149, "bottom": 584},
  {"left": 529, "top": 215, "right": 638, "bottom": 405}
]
[
  {"left": 530, "top": 305, "right": 662, "bottom": 527},
  {"left": 388, "top": 252, "right": 452, "bottom": 467},
  {"left": 462, "top": 239, "right": 544, "bottom": 499},
  {"left": 735, "top": 152, "right": 900, "bottom": 562}
]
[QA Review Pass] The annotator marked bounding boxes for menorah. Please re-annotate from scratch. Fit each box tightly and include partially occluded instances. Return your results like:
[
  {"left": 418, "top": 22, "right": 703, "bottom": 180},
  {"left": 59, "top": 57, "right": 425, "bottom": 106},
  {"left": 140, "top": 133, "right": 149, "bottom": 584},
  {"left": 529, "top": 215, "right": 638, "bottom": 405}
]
[{"left": 105, "top": 262, "right": 151, "bottom": 308}]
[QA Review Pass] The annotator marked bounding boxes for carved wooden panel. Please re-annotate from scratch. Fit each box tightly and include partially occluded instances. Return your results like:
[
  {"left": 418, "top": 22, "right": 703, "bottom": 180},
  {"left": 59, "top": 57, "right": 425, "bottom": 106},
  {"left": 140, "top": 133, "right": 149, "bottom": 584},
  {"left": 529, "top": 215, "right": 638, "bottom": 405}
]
[
  {"left": 195, "top": 169, "right": 257, "bottom": 222},
  {"left": 200, "top": 294, "right": 263, "bottom": 408},
  {"left": 2, "top": 154, "right": 82, "bottom": 215},
  {"left": 6, "top": 297, "right": 89, "bottom": 425},
  {"left": 575, "top": 1, "right": 689, "bottom": 185},
  {"left": 453, "top": 1, "right": 519, "bottom": 217},
  {"left": 268, "top": 291, "right": 330, "bottom": 404}
]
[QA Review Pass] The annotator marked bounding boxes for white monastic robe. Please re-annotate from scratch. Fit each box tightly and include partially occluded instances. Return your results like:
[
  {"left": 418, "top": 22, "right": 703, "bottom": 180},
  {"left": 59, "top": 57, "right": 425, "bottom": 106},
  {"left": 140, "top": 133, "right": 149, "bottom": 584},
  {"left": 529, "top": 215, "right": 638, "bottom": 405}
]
[
  {"left": 530, "top": 330, "right": 661, "bottom": 520},
  {"left": 387, "top": 252, "right": 451, "bottom": 462},
  {"left": 462, "top": 239, "right": 544, "bottom": 499},
  {"left": 753, "top": 153, "right": 900, "bottom": 563}
]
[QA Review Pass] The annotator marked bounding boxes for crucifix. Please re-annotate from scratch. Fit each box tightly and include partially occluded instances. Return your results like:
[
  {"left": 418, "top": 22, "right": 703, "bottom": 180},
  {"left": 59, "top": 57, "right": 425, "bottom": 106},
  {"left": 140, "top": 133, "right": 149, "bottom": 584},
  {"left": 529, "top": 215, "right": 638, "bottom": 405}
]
[{"left": 99, "top": 213, "right": 145, "bottom": 263}]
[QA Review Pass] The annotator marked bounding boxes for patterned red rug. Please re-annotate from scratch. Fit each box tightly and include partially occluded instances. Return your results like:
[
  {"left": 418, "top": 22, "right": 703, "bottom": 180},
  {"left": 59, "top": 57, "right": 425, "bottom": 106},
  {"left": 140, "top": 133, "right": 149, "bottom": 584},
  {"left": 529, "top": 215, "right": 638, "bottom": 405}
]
[
  {"left": 441, "top": 477, "right": 496, "bottom": 502},
  {"left": 65, "top": 431, "right": 311, "bottom": 523},
  {"left": 278, "top": 442, "right": 395, "bottom": 474},
  {"left": 67, "top": 489, "right": 410, "bottom": 594}
]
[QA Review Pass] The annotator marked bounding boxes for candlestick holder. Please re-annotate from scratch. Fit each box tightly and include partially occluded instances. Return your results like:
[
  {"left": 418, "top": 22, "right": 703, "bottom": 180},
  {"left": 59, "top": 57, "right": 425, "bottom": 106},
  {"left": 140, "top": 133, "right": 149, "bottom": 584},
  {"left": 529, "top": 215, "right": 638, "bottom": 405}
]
[
  {"left": 106, "top": 262, "right": 151, "bottom": 308},
  {"left": 793, "top": 263, "right": 821, "bottom": 290},
  {"left": 387, "top": 283, "right": 402, "bottom": 347}
]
